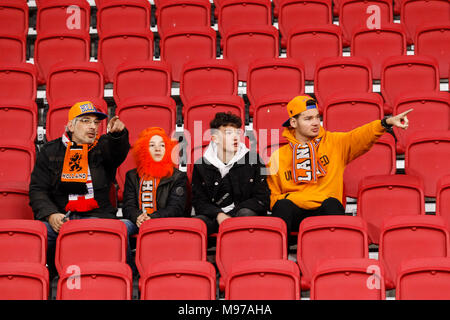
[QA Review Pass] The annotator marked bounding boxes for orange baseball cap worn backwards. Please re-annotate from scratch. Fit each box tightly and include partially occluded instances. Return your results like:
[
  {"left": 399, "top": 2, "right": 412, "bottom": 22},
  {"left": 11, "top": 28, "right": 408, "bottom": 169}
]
[
  {"left": 68, "top": 101, "right": 108, "bottom": 121},
  {"left": 282, "top": 95, "right": 318, "bottom": 127}
]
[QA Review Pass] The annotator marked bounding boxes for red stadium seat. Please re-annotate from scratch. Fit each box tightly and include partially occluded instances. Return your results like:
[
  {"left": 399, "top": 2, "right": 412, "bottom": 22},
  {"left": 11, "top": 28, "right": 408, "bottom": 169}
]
[
  {"left": 0, "top": 184, "right": 35, "bottom": 220},
  {"left": 357, "top": 174, "right": 425, "bottom": 244},
  {"left": 0, "top": 0, "right": 28, "bottom": 37},
  {"left": 415, "top": 24, "right": 450, "bottom": 79},
  {"left": 113, "top": 60, "right": 171, "bottom": 104},
  {"left": 351, "top": 24, "right": 407, "bottom": 80},
  {"left": 98, "top": 31, "right": 154, "bottom": 83},
  {"left": 180, "top": 59, "right": 238, "bottom": 106},
  {"left": 322, "top": 92, "right": 384, "bottom": 131},
  {"left": 401, "top": 0, "right": 450, "bottom": 44},
  {"left": 286, "top": 24, "right": 342, "bottom": 81},
  {"left": 0, "top": 143, "right": 35, "bottom": 185},
  {"left": 96, "top": 0, "right": 151, "bottom": 37},
  {"left": 157, "top": 0, "right": 211, "bottom": 37},
  {"left": 379, "top": 215, "right": 450, "bottom": 289},
  {"left": 0, "top": 63, "right": 37, "bottom": 103},
  {"left": 34, "top": 31, "right": 91, "bottom": 84},
  {"left": 339, "top": 0, "right": 393, "bottom": 46},
  {"left": 278, "top": 0, "right": 333, "bottom": 48},
  {"left": 115, "top": 96, "right": 177, "bottom": 145},
  {"left": 226, "top": 259, "right": 300, "bottom": 300},
  {"left": 314, "top": 56, "right": 373, "bottom": 113},
  {"left": 247, "top": 58, "right": 305, "bottom": 116},
  {"left": 46, "top": 98, "right": 107, "bottom": 142},
  {"left": 297, "top": 215, "right": 369, "bottom": 290},
  {"left": 0, "top": 219, "right": 47, "bottom": 263},
  {"left": 310, "top": 258, "right": 385, "bottom": 300},
  {"left": 0, "top": 100, "right": 37, "bottom": 145},
  {"left": 393, "top": 92, "right": 450, "bottom": 154},
  {"left": 0, "top": 262, "right": 49, "bottom": 300},
  {"left": 218, "top": 0, "right": 272, "bottom": 37},
  {"left": 136, "top": 218, "right": 207, "bottom": 276},
  {"left": 222, "top": 25, "right": 279, "bottom": 81},
  {"left": 436, "top": 175, "right": 450, "bottom": 226},
  {"left": 140, "top": 260, "right": 216, "bottom": 300},
  {"left": 404, "top": 131, "right": 450, "bottom": 197},
  {"left": 116, "top": 152, "right": 136, "bottom": 202},
  {"left": 380, "top": 55, "right": 440, "bottom": 115},
  {"left": 343, "top": 134, "right": 396, "bottom": 199},
  {"left": 57, "top": 262, "right": 132, "bottom": 300},
  {"left": 216, "top": 216, "right": 288, "bottom": 291},
  {"left": 55, "top": 219, "right": 128, "bottom": 275},
  {"left": 46, "top": 62, "right": 105, "bottom": 107},
  {"left": 0, "top": 34, "right": 26, "bottom": 64},
  {"left": 396, "top": 257, "right": 450, "bottom": 300},
  {"left": 36, "top": 0, "right": 90, "bottom": 34}
]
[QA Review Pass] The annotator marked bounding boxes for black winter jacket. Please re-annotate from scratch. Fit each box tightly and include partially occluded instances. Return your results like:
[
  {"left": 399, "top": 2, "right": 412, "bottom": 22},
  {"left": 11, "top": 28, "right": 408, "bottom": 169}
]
[
  {"left": 191, "top": 152, "right": 270, "bottom": 218},
  {"left": 122, "top": 168, "right": 188, "bottom": 224},
  {"left": 29, "top": 130, "right": 130, "bottom": 220}
]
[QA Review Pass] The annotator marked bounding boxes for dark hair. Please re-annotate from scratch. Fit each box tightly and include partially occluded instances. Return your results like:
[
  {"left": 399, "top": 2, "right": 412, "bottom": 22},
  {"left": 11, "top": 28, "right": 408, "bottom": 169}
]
[{"left": 210, "top": 112, "right": 242, "bottom": 129}]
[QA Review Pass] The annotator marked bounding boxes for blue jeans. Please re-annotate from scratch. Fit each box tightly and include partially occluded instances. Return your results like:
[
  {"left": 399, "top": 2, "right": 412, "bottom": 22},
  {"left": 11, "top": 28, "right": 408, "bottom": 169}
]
[{"left": 44, "top": 215, "right": 139, "bottom": 277}]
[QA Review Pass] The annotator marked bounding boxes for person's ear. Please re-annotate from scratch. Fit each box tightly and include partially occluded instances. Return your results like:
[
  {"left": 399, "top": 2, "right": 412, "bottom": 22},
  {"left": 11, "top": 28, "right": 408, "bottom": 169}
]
[
  {"left": 67, "top": 120, "right": 75, "bottom": 133},
  {"left": 289, "top": 117, "right": 297, "bottom": 128}
]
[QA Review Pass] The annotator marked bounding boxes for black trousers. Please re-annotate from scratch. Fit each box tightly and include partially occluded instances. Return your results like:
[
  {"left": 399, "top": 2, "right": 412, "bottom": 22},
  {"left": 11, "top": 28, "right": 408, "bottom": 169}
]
[
  {"left": 271, "top": 197, "right": 346, "bottom": 236},
  {"left": 195, "top": 208, "right": 259, "bottom": 236}
]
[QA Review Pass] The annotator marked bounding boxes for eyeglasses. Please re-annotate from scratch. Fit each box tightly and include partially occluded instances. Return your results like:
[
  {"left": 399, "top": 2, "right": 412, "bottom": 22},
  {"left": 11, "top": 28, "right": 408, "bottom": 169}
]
[{"left": 78, "top": 118, "right": 101, "bottom": 126}]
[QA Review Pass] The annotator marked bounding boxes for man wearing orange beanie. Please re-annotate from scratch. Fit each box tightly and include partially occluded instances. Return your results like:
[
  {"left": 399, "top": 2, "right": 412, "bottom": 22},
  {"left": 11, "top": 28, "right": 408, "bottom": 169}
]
[{"left": 268, "top": 95, "right": 412, "bottom": 235}]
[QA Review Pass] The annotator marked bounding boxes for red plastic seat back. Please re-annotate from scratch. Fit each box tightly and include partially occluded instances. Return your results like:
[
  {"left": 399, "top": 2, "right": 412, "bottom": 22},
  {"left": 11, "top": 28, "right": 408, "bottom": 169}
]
[
  {"left": 0, "top": 34, "right": 26, "bottom": 64},
  {"left": 416, "top": 24, "right": 450, "bottom": 78},
  {"left": 36, "top": 0, "right": 90, "bottom": 34},
  {"left": 0, "top": 101, "right": 37, "bottom": 145},
  {"left": 0, "top": 262, "right": 49, "bottom": 300},
  {"left": 0, "top": 63, "right": 37, "bottom": 103},
  {"left": 0, "top": 144, "right": 35, "bottom": 185},
  {"left": 0, "top": 1, "right": 28, "bottom": 37},
  {"left": 436, "top": 175, "right": 450, "bottom": 225}
]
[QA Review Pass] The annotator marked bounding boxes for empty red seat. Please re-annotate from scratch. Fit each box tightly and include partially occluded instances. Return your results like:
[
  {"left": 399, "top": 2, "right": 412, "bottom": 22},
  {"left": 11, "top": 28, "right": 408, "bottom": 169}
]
[
  {"left": 357, "top": 174, "right": 425, "bottom": 244},
  {"left": 0, "top": 183, "right": 35, "bottom": 220},
  {"left": 115, "top": 96, "right": 177, "bottom": 145},
  {"left": 404, "top": 131, "right": 450, "bottom": 197},
  {"left": 401, "top": 0, "right": 450, "bottom": 44},
  {"left": 113, "top": 60, "right": 171, "bottom": 104},
  {"left": 314, "top": 56, "right": 373, "bottom": 113},
  {"left": 222, "top": 25, "right": 279, "bottom": 81},
  {"left": 286, "top": 24, "right": 342, "bottom": 81},
  {"left": 343, "top": 134, "right": 396, "bottom": 199},
  {"left": 0, "top": 262, "right": 49, "bottom": 300},
  {"left": 322, "top": 92, "right": 384, "bottom": 131},
  {"left": 0, "top": 0, "right": 28, "bottom": 37},
  {"left": 436, "top": 175, "right": 450, "bottom": 225},
  {"left": 96, "top": 0, "right": 151, "bottom": 37},
  {"left": 136, "top": 218, "right": 207, "bottom": 276},
  {"left": 36, "top": 0, "right": 90, "bottom": 34},
  {"left": 339, "top": 0, "right": 393, "bottom": 46},
  {"left": 0, "top": 34, "right": 26, "bottom": 64},
  {"left": 34, "top": 31, "right": 91, "bottom": 84},
  {"left": 180, "top": 59, "right": 238, "bottom": 106},
  {"left": 218, "top": 0, "right": 272, "bottom": 37},
  {"left": 415, "top": 24, "right": 450, "bottom": 79},
  {"left": 297, "top": 215, "right": 369, "bottom": 290},
  {"left": 46, "top": 62, "right": 105, "bottom": 108},
  {"left": 160, "top": 27, "right": 217, "bottom": 82},
  {"left": 393, "top": 92, "right": 450, "bottom": 154},
  {"left": 310, "top": 258, "right": 385, "bottom": 300},
  {"left": 55, "top": 219, "right": 128, "bottom": 275},
  {"left": 98, "top": 31, "right": 154, "bottom": 83},
  {"left": 0, "top": 100, "right": 37, "bottom": 145},
  {"left": 46, "top": 98, "right": 107, "bottom": 142},
  {"left": 216, "top": 216, "right": 287, "bottom": 291},
  {"left": 379, "top": 215, "right": 450, "bottom": 289},
  {"left": 247, "top": 58, "right": 305, "bottom": 116},
  {"left": 278, "top": 0, "right": 333, "bottom": 48},
  {"left": 57, "top": 262, "right": 132, "bottom": 300},
  {"left": 351, "top": 24, "right": 407, "bottom": 80},
  {"left": 0, "top": 219, "right": 47, "bottom": 263},
  {"left": 0, "top": 143, "right": 35, "bottom": 185},
  {"left": 140, "top": 260, "right": 216, "bottom": 300},
  {"left": 0, "top": 63, "right": 37, "bottom": 103},
  {"left": 157, "top": 0, "right": 211, "bottom": 37},
  {"left": 116, "top": 152, "right": 136, "bottom": 202},
  {"left": 381, "top": 55, "right": 440, "bottom": 115},
  {"left": 226, "top": 259, "right": 300, "bottom": 300}
]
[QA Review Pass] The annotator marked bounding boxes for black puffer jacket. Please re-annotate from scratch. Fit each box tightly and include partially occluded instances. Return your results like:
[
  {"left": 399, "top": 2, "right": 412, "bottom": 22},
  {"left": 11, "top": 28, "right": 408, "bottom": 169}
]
[
  {"left": 29, "top": 130, "right": 130, "bottom": 220},
  {"left": 122, "top": 168, "right": 189, "bottom": 224},
  {"left": 192, "top": 152, "right": 270, "bottom": 218}
]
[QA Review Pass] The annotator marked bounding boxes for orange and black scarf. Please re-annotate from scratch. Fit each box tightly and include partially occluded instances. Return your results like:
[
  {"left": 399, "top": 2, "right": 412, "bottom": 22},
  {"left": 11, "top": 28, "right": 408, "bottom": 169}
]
[
  {"left": 290, "top": 137, "right": 327, "bottom": 184},
  {"left": 61, "top": 132, "right": 100, "bottom": 212}
]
